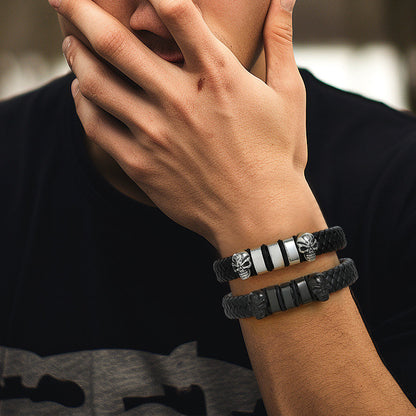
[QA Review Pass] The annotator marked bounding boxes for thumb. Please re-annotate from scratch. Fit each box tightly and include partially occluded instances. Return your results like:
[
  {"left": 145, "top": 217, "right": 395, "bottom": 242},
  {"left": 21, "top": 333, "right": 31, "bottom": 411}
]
[{"left": 263, "top": 0, "right": 298, "bottom": 91}]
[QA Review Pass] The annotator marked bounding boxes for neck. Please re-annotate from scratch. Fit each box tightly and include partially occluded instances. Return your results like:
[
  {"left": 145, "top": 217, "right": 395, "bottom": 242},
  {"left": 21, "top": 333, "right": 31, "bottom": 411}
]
[{"left": 84, "top": 48, "right": 267, "bottom": 207}]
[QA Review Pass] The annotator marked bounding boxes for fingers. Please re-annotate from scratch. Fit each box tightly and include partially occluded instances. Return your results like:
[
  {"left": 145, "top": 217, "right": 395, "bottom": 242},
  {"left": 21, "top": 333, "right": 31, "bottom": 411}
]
[
  {"left": 71, "top": 78, "right": 143, "bottom": 169},
  {"left": 146, "top": 0, "right": 224, "bottom": 69},
  {"left": 263, "top": 0, "right": 301, "bottom": 92},
  {"left": 50, "top": 0, "right": 173, "bottom": 96},
  {"left": 63, "top": 36, "right": 161, "bottom": 136},
  {"left": 50, "top": 0, "right": 226, "bottom": 82}
]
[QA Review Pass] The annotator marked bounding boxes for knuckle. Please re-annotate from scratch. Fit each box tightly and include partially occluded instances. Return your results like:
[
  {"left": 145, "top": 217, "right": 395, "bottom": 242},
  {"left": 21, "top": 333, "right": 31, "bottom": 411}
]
[
  {"left": 123, "top": 151, "right": 141, "bottom": 171},
  {"left": 146, "top": 126, "right": 171, "bottom": 149},
  {"left": 202, "top": 61, "right": 235, "bottom": 95},
  {"left": 266, "top": 22, "right": 293, "bottom": 47},
  {"left": 123, "top": 152, "right": 151, "bottom": 178},
  {"left": 139, "top": 119, "right": 161, "bottom": 142},
  {"left": 203, "top": 54, "right": 227, "bottom": 75},
  {"left": 78, "top": 74, "right": 101, "bottom": 102},
  {"left": 94, "top": 29, "right": 126, "bottom": 59}
]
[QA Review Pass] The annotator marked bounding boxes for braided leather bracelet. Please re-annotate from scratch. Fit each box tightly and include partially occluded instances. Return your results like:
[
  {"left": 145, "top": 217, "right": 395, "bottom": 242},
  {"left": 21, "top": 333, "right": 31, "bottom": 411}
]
[
  {"left": 213, "top": 226, "right": 347, "bottom": 283},
  {"left": 222, "top": 257, "right": 358, "bottom": 320}
]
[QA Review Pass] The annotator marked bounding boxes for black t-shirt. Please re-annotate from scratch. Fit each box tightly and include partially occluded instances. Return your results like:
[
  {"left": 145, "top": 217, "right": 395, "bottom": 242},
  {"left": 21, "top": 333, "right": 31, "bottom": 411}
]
[{"left": 0, "top": 69, "right": 415, "bottom": 414}]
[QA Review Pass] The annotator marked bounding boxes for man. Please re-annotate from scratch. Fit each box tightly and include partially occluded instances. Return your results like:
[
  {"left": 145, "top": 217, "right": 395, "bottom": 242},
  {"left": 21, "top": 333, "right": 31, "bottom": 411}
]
[{"left": 0, "top": 0, "right": 415, "bottom": 414}]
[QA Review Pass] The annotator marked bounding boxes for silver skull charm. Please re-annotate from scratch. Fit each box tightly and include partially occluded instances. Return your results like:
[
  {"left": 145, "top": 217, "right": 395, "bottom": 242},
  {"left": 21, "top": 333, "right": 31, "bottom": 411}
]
[
  {"left": 231, "top": 252, "right": 252, "bottom": 280},
  {"left": 296, "top": 232, "right": 318, "bottom": 262}
]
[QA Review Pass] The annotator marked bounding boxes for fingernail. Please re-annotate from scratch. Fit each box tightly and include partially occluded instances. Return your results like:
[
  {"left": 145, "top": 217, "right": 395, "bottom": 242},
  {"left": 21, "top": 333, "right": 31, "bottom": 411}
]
[
  {"left": 281, "top": 0, "right": 296, "bottom": 12},
  {"left": 62, "top": 36, "right": 71, "bottom": 55},
  {"left": 48, "top": 0, "right": 61, "bottom": 9},
  {"left": 71, "top": 79, "right": 80, "bottom": 97}
]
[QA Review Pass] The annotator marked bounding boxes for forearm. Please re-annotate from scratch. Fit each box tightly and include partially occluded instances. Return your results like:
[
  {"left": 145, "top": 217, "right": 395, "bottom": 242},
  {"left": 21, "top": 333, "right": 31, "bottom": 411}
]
[{"left": 219, "top": 175, "right": 416, "bottom": 416}]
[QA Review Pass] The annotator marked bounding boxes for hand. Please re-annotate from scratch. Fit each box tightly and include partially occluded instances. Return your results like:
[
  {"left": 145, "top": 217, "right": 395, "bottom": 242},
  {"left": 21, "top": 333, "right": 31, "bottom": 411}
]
[{"left": 51, "top": 0, "right": 308, "bottom": 253}]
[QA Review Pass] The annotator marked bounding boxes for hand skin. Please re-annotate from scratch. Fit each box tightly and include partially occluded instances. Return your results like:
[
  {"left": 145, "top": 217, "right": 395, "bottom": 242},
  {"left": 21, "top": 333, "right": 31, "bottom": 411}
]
[{"left": 49, "top": 0, "right": 416, "bottom": 414}]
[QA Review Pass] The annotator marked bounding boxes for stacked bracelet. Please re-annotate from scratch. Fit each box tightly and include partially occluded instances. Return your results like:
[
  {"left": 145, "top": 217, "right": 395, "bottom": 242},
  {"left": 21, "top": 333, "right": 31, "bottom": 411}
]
[
  {"left": 222, "top": 257, "right": 358, "bottom": 320},
  {"left": 213, "top": 226, "right": 347, "bottom": 283}
]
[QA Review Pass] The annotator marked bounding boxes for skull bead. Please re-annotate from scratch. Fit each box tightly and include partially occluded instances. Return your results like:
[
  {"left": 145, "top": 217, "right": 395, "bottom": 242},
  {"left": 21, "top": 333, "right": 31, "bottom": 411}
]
[
  {"left": 296, "top": 232, "right": 318, "bottom": 262},
  {"left": 308, "top": 273, "right": 330, "bottom": 301},
  {"left": 231, "top": 252, "right": 252, "bottom": 280}
]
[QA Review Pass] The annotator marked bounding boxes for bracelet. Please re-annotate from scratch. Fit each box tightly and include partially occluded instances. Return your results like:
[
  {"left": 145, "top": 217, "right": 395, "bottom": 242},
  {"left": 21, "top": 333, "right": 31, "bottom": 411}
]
[
  {"left": 222, "top": 257, "right": 358, "bottom": 320},
  {"left": 213, "top": 226, "right": 347, "bottom": 283}
]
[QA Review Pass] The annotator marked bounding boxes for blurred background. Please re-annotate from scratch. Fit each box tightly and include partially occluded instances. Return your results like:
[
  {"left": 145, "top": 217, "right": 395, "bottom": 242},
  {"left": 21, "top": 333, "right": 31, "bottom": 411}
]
[{"left": 1, "top": 0, "right": 415, "bottom": 111}]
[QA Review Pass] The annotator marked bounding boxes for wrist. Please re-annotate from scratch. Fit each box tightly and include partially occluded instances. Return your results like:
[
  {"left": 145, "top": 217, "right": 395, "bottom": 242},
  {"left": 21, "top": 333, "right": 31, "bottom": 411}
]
[{"left": 212, "top": 174, "right": 328, "bottom": 258}]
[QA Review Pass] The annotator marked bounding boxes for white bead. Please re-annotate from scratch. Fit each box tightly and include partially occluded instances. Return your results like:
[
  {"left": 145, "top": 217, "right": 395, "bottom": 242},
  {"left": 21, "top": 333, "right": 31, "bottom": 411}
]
[
  {"left": 250, "top": 247, "right": 268, "bottom": 275},
  {"left": 268, "top": 242, "right": 285, "bottom": 269}
]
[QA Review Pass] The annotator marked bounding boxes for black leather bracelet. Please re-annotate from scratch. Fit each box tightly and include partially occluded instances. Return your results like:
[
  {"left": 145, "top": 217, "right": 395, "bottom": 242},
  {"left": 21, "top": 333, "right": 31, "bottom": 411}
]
[
  {"left": 213, "top": 226, "right": 347, "bottom": 283},
  {"left": 222, "top": 257, "right": 358, "bottom": 320}
]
